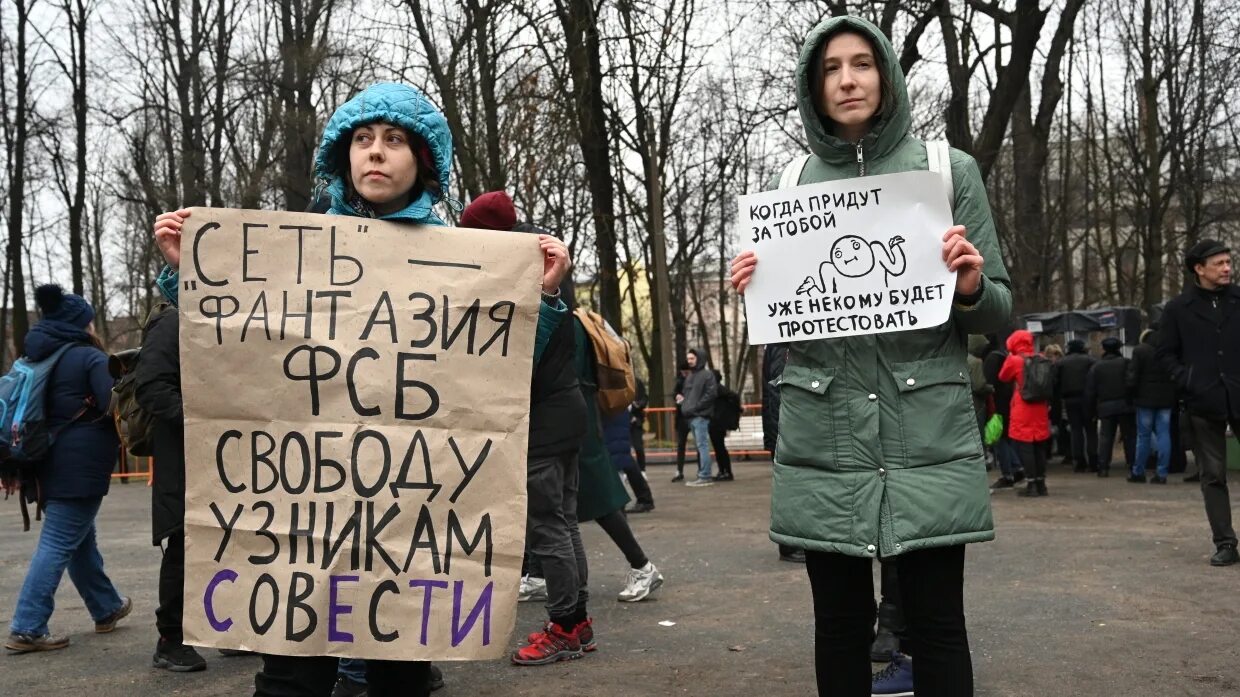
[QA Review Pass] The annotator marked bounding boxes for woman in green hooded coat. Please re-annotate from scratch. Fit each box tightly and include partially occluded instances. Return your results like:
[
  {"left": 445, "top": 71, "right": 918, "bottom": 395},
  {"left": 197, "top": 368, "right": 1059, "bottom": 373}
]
[{"left": 731, "top": 16, "right": 1012, "bottom": 697}]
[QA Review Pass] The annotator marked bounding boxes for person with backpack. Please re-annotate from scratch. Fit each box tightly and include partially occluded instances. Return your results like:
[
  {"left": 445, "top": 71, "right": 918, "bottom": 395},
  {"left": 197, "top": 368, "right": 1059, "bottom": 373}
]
[
  {"left": 5, "top": 285, "right": 131, "bottom": 654},
  {"left": 151, "top": 86, "right": 572, "bottom": 694},
  {"left": 709, "top": 369, "right": 741, "bottom": 481},
  {"left": 679, "top": 348, "right": 718, "bottom": 487},
  {"left": 728, "top": 16, "right": 1012, "bottom": 696},
  {"left": 1085, "top": 337, "right": 1136, "bottom": 478},
  {"left": 1000, "top": 330, "right": 1053, "bottom": 497}
]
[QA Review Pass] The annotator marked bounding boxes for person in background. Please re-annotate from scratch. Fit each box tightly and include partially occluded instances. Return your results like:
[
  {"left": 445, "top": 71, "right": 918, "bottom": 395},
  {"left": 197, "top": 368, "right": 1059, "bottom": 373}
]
[
  {"left": 1056, "top": 339, "right": 1099, "bottom": 473},
  {"left": 6, "top": 285, "right": 131, "bottom": 654},
  {"left": 1000, "top": 330, "right": 1051, "bottom": 497},
  {"left": 671, "top": 361, "right": 692, "bottom": 482},
  {"left": 1086, "top": 337, "right": 1135, "bottom": 478},
  {"left": 984, "top": 335, "right": 1026, "bottom": 490},
  {"left": 967, "top": 336, "right": 994, "bottom": 447},
  {"left": 1127, "top": 328, "right": 1176, "bottom": 484},
  {"left": 1043, "top": 343, "right": 1070, "bottom": 460},
  {"left": 679, "top": 349, "right": 718, "bottom": 487},
  {"left": 630, "top": 377, "right": 649, "bottom": 474},
  {"left": 709, "top": 369, "right": 740, "bottom": 482}
]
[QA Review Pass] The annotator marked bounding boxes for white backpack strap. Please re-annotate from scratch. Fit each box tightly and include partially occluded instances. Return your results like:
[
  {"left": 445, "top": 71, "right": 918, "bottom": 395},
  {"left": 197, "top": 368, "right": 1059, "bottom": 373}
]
[
  {"left": 926, "top": 140, "right": 954, "bottom": 210},
  {"left": 779, "top": 154, "right": 813, "bottom": 190}
]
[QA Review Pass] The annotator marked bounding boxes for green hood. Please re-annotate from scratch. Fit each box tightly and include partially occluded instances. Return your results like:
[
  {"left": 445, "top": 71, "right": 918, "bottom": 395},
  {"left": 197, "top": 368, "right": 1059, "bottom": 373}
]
[{"left": 796, "top": 16, "right": 912, "bottom": 165}]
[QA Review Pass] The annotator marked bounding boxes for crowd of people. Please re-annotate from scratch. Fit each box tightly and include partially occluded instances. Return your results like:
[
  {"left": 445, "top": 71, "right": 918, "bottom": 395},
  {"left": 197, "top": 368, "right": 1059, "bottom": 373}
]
[{"left": 1, "top": 12, "right": 1235, "bottom": 697}]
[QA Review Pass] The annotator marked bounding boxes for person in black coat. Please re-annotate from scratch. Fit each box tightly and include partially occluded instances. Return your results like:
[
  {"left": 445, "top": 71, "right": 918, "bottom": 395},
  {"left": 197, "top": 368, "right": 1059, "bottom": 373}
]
[
  {"left": 132, "top": 304, "right": 210, "bottom": 672},
  {"left": 708, "top": 369, "right": 738, "bottom": 481},
  {"left": 1055, "top": 339, "right": 1099, "bottom": 472},
  {"left": 1085, "top": 337, "right": 1136, "bottom": 477},
  {"left": 6, "top": 285, "right": 130, "bottom": 654},
  {"left": 630, "top": 378, "right": 649, "bottom": 473},
  {"left": 1127, "top": 328, "right": 1177, "bottom": 483},
  {"left": 671, "top": 362, "right": 691, "bottom": 482},
  {"left": 1157, "top": 239, "right": 1240, "bottom": 566}
]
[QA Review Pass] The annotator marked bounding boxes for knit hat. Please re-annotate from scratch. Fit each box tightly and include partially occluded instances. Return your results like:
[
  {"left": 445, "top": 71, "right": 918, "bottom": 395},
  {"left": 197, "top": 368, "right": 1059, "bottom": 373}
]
[
  {"left": 1067, "top": 338, "right": 1086, "bottom": 354},
  {"left": 1101, "top": 337, "right": 1123, "bottom": 354},
  {"left": 460, "top": 191, "right": 517, "bottom": 231},
  {"left": 35, "top": 284, "right": 94, "bottom": 328},
  {"left": 1185, "top": 239, "right": 1230, "bottom": 271}
]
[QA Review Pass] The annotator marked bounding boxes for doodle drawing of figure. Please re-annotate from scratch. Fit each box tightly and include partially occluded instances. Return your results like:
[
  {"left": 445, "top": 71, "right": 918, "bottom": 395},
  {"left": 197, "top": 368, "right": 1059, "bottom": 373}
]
[{"left": 797, "top": 234, "right": 906, "bottom": 295}]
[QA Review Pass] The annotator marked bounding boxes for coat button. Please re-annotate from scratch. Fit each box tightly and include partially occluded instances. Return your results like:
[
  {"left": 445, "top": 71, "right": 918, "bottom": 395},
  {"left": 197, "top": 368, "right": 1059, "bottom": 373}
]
[
  {"left": 906, "top": 378, "right": 916, "bottom": 386},
  {"left": 878, "top": 468, "right": 886, "bottom": 477},
  {"left": 811, "top": 380, "right": 820, "bottom": 389},
  {"left": 866, "top": 544, "right": 876, "bottom": 553},
  {"left": 868, "top": 393, "right": 878, "bottom": 401}
]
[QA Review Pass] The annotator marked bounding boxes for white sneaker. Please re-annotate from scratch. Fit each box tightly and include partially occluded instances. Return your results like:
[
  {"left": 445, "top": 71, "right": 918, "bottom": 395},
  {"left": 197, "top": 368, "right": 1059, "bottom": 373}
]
[
  {"left": 518, "top": 575, "right": 547, "bottom": 603},
  {"left": 617, "top": 562, "right": 664, "bottom": 602},
  {"left": 686, "top": 478, "right": 714, "bottom": 487}
]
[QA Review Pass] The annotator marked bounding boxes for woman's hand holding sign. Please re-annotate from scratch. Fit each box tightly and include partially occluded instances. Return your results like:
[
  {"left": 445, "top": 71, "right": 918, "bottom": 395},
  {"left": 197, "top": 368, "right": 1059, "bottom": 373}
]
[
  {"left": 154, "top": 209, "right": 192, "bottom": 270},
  {"left": 942, "top": 225, "right": 983, "bottom": 297},
  {"left": 730, "top": 251, "right": 758, "bottom": 294},
  {"left": 538, "top": 234, "right": 571, "bottom": 295}
]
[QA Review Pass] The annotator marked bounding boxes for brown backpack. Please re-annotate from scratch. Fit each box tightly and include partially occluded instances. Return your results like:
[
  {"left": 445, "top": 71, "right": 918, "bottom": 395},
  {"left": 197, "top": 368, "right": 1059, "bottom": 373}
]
[{"left": 574, "top": 308, "right": 636, "bottom": 417}]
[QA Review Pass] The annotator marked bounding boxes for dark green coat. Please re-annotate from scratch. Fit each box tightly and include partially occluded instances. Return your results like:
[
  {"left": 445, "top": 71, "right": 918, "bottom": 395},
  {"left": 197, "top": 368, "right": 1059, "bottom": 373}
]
[
  {"left": 572, "top": 318, "right": 630, "bottom": 522},
  {"left": 769, "top": 16, "right": 1013, "bottom": 559}
]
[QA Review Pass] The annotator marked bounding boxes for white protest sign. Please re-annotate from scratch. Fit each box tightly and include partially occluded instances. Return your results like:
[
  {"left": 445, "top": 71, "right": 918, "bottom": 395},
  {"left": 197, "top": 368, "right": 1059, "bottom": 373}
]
[{"left": 739, "top": 170, "right": 955, "bottom": 345}]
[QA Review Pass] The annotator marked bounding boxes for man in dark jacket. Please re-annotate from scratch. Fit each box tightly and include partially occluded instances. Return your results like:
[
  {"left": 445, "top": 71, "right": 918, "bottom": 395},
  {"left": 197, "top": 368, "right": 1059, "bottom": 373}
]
[
  {"left": 1128, "top": 328, "right": 1177, "bottom": 483},
  {"left": 983, "top": 339, "right": 1025, "bottom": 488},
  {"left": 671, "top": 363, "right": 691, "bottom": 481},
  {"left": 1086, "top": 337, "right": 1135, "bottom": 477},
  {"left": 679, "top": 349, "right": 718, "bottom": 486},
  {"left": 1157, "top": 239, "right": 1240, "bottom": 566},
  {"left": 1056, "top": 339, "right": 1099, "bottom": 472}
]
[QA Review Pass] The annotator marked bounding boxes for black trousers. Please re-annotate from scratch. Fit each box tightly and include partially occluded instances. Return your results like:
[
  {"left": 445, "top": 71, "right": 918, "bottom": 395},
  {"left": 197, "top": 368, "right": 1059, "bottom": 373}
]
[
  {"left": 1186, "top": 414, "right": 1238, "bottom": 548},
  {"left": 255, "top": 655, "right": 429, "bottom": 697},
  {"left": 1015, "top": 439, "right": 1048, "bottom": 480},
  {"left": 595, "top": 509, "right": 649, "bottom": 569},
  {"left": 805, "top": 546, "right": 972, "bottom": 696},
  {"left": 1098, "top": 414, "right": 1136, "bottom": 472},
  {"left": 675, "top": 421, "right": 690, "bottom": 475},
  {"left": 630, "top": 424, "right": 647, "bottom": 471},
  {"left": 621, "top": 461, "right": 654, "bottom": 505},
  {"left": 709, "top": 424, "right": 733, "bottom": 476},
  {"left": 156, "top": 533, "right": 185, "bottom": 644},
  {"left": 1064, "top": 398, "right": 1099, "bottom": 469}
]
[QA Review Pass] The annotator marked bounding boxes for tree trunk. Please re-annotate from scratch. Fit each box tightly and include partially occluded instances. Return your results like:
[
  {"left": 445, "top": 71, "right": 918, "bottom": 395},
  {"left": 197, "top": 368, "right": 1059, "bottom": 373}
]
[
  {"left": 555, "top": 0, "right": 623, "bottom": 330},
  {"left": 6, "top": 0, "right": 33, "bottom": 354}
]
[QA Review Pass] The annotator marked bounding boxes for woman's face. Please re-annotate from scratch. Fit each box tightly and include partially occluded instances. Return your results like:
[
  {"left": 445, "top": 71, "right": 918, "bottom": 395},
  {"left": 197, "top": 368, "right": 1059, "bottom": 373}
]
[
  {"left": 817, "top": 32, "right": 881, "bottom": 143},
  {"left": 349, "top": 124, "right": 419, "bottom": 214}
]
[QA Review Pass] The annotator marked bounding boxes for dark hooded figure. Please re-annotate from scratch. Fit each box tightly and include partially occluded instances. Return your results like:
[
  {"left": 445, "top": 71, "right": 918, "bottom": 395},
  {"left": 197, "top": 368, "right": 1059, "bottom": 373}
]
[{"left": 678, "top": 348, "right": 718, "bottom": 485}]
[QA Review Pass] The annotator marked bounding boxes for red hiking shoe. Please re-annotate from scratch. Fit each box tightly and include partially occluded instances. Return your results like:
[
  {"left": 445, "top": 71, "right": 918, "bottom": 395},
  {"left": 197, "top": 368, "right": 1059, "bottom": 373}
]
[
  {"left": 512, "top": 621, "right": 583, "bottom": 665},
  {"left": 527, "top": 617, "right": 595, "bottom": 652}
]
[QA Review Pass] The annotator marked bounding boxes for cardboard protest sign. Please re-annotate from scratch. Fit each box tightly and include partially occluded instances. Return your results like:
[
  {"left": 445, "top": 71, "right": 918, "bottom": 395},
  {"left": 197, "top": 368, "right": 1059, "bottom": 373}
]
[
  {"left": 178, "top": 207, "right": 541, "bottom": 660},
  {"left": 739, "top": 170, "right": 955, "bottom": 344}
]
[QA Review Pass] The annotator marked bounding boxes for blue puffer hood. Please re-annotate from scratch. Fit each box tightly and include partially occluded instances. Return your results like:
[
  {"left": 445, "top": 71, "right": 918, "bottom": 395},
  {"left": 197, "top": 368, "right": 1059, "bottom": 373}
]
[
  {"left": 24, "top": 320, "right": 91, "bottom": 361},
  {"left": 314, "top": 83, "right": 453, "bottom": 224}
]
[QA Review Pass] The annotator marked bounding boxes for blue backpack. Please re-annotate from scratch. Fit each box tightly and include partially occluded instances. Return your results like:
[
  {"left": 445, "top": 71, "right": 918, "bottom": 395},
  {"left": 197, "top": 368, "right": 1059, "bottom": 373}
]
[{"left": 0, "top": 343, "right": 82, "bottom": 529}]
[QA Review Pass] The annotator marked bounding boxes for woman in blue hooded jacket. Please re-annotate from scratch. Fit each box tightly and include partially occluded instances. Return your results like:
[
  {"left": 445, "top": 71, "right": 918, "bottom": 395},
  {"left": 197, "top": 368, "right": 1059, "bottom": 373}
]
[
  {"left": 151, "top": 83, "right": 572, "bottom": 697},
  {"left": 6, "top": 285, "right": 130, "bottom": 653}
]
